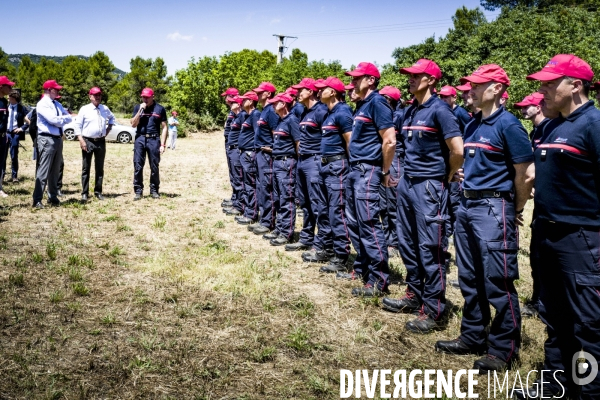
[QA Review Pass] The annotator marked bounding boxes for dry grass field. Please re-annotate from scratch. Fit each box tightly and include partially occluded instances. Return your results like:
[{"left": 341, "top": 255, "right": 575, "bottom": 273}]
[{"left": 0, "top": 132, "right": 545, "bottom": 399}]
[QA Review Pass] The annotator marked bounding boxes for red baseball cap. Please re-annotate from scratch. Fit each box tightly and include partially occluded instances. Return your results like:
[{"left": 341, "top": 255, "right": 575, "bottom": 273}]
[
  {"left": 345, "top": 62, "right": 381, "bottom": 79},
  {"left": 456, "top": 82, "right": 471, "bottom": 92},
  {"left": 0, "top": 76, "right": 15, "bottom": 86},
  {"left": 43, "top": 80, "right": 63, "bottom": 90},
  {"left": 379, "top": 86, "right": 401, "bottom": 101},
  {"left": 171, "top": 111, "right": 178, "bottom": 116},
  {"left": 514, "top": 92, "right": 544, "bottom": 108},
  {"left": 252, "top": 82, "right": 277, "bottom": 93},
  {"left": 89, "top": 87, "right": 102, "bottom": 95},
  {"left": 460, "top": 64, "right": 510, "bottom": 86},
  {"left": 267, "top": 93, "right": 294, "bottom": 104},
  {"left": 220, "top": 87, "right": 239, "bottom": 97},
  {"left": 345, "top": 83, "right": 354, "bottom": 90},
  {"left": 239, "top": 91, "right": 259, "bottom": 101},
  {"left": 399, "top": 59, "right": 442, "bottom": 80},
  {"left": 292, "top": 78, "right": 317, "bottom": 92},
  {"left": 228, "top": 95, "right": 244, "bottom": 104},
  {"left": 502, "top": 91, "right": 509, "bottom": 99},
  {"left": 438, "top": 85, "right": 457, "bottom": 96},
  {"left": 141, "top": 88, "right": 154, "bottom": 97},
  {"left": 285, "top": 87, "right": 298, "bottom": 96},
  {"left": 527, "top": 54, "right": 594, "bottom": 82},
  {"left": 315, "top": 77, "right": 346, "bottom": 93},
  {"left": 592, "top": 82, "right": 600, "bottom": 91}
]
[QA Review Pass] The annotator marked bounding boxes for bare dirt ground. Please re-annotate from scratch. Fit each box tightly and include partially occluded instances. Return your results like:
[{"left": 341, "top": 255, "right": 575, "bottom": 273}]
[{"left": 0, "top": 132, "right": 545, "bottom": 399}]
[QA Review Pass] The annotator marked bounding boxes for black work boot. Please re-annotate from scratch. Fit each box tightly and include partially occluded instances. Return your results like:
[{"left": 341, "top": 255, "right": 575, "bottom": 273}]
[
  {"left": 319, "top": 256, "right": 348, "bottom": 273},
  {"left": 382, "top": 292, "right": 421, "bottom": 313},
  {"left": 521, "top": 302, "right": 539, "bottom": 319},
  {"left": 263, "top": 231, "right": 279, "bottom": 240},
  {"left": 302, "top": 248, "right": 334, "bottom": 263},
  {"left": 351, "top": 284, "right": 388, "bottom": 297},
  {"left": 253, "top": 225, "right": 271, "bottom": 235},
  {"left": 473, "top": 354, "right": 508, "bottom": 372},
  {"left": 405, "top": 312, "right": 444, "bottom": 334},
  {"left": 221, "top": 199, "right": 233, "bottom": 207},
  {"left": 511, "top": 379, "right": 566, "bottom": 399},
  {"left": 285, "top": 241, "right": 311, "bottom": 251},
  {"left": 247, "top": 222, "right": 262, "bottom": 231},
  {"left": 435, "top": 338, "right": 487, "bottom": 355},
  {"left": 270, "top": 235, "right": 289, "bottom": 246},
  {"left": 226, "top": 208, "right": 241, "bottom": 216},
  {"left": 236, "top": 217, "right": 255, "bottom": 225}
]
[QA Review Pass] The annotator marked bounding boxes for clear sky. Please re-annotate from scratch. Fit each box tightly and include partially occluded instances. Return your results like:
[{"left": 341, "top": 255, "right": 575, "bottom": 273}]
[{"left": 6, "top": 0, "right": 496, "bottom": 74}]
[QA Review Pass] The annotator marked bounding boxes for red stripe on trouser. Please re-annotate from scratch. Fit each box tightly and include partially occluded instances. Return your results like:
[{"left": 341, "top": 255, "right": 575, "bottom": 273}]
[
  {"left": 238, "top": 161, "right": 245, "bottom": 212},
  {"left": 269, "top": 157, "right": 275, "bottom": 228},
  {"left": 287, "top": 161, "right": 294, "bottom": 239},
  {"left": 252, "top": 153, "right": 257, "bottom": 218},
  {"left": 339, "top": 159, "right": 350, "bottom": 253},
  {"left": 502, "top": 198, "right": 517, "bottom": 361}
]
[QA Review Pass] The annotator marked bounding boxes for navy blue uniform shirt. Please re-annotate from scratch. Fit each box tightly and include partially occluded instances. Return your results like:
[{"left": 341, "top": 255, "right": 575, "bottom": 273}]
[
  {"left": 227, "top": 110, "right": 247, "bottom": 147},
  {"left": 132, "top": 103, "right": 167, "bottom": 136},
  {"left": 462, "top": 107, "right": 533, "bottom": 192},
  {"left": 224, "top": 110, "right": 235, "bottom": 138},
  {"left": 393, "top": 109, "right": 405, "bottom": 155},
  {"left": 291, "top": 102, "right": 305, "bottom": 120},
  {"left": 299, "top": 101, "right": 328, "bottom": 155},
  {"left": 349, "top": 90, "right": 394, "bottom": 164},
  {"left": 0, "top": 98, "right": 7, "bottom": 134},
  {"left": 272, "top": 113, "right": 301, "bottom": 157},
  {"left": 238, "top": 109, "right": 261, "bottom": 150},
  {"left": 321, "top": 102, "right": 354, "bottom": 156},
  {"left": 254, "top": 104, "right": 280, "bottom": 148},
  {"left": 530, "top": 118, "right": 550, "bottom": 150},
  {"left": 534, "top": 101, "right": 600, "bottom": 226},
  {"left": 402, "top": 94, "right": 462, "bottom": 178},
  {"left": 452, "top": 105, "right": 472, "bottom": 134}
]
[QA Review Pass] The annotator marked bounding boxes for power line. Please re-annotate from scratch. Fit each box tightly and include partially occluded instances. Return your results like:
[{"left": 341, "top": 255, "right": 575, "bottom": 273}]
[{"left": 297, "top": 23, "right": 457, "bottom": 38}]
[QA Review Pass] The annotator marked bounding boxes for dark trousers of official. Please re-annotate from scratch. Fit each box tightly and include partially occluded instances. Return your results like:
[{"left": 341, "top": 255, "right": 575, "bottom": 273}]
[
  {"left": 0, "top": 135, "right": 8, "bottom": 189},
  {"left": 528, "top": 208, "right": 541, "bottom": 309},
  {"left": 273, "top": 157, "right": 297, "bottom": 240},
  {"left": 379, "top": 154, "right": 402, "bottom": 249},
  {"left": 227, "top": 148, "right": 244, "bottom": 212},
  {"left": 7, "top": 133, "right": 19, "bottom": 179},
  {"left": 240, "top": 150, "right": 258, "bottom": 220},
  {"left": 534, "top": 219, "right": 600, "bottom": 397},
  {"left": 345, "top": 162, "right": 390, "bottom": 290},
  {"left": 33, "top": 135, "right": 63, "bottom": 204},
  {"left": 297, "top": 155, "right": 324, "bottom": 247},
  {"left": 225, "top": 139, "right": 235, "bottom": 202},
  {"left": 133, "top": 135, "right": 160, "bottom": 195},
  {"left": 81, "top": 138, "right": 106, "bottom": 196},
  {"left": 447, "top": 181, "right": 462, "bottom": 238},
  {"left": 318, "top": 158, "right": 350, "bottom": 256},
  {"left": 455, "top": 197, "right": 521, "bottom": 362},
  {"left": 256, "top": 150, "right": 278, "bottom": 230},
  {"left": 397, "top": 176, "right": 448, "bottom": 320}
]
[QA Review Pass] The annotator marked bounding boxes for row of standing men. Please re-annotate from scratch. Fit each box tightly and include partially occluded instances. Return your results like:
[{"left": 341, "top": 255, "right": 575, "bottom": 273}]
[{"left": 220, "top": 55, "right": 600, "bottom": 398}]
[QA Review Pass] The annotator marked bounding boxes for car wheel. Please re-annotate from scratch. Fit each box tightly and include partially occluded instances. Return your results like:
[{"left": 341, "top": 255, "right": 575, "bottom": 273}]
[
  {"left": 117, "top": 132, "right": 132, "bottom": 143},
  {"left": 64, "top": 129, "right": 76, "bottom": 141}
]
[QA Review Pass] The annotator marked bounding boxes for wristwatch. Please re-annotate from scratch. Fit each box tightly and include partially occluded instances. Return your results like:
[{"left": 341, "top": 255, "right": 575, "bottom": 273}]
[{"left": 382, "top": 170, "right": 390, "bottom": 176}]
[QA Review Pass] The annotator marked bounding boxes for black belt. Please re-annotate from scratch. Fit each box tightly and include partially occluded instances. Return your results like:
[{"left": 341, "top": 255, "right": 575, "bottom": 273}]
[
  {"left": 350, "top": 160, "right": 381, "bottom": 168},
  {"left": 321, "top": 154, "right": 347, "bottom": 165},
  {"left": 83, "top": 136, "right": 105, "bottom": 142},
  {"left": 137, "top": 134, "right": 159, "bottom": 138},
  {"left": 228, "top": 145, "right": 238, "bottom": 150},
  {"left": 273, "top": 155, "right": 296, "bottom": 161},
  {"left": 38, "top": 132, "right": 61, "bottom": 138},
  {"left": 463, "top": 190, "right": 511, "bottom": 199},
  {"left": 299, "top": 153, "right": 320, "bottom": 158}
]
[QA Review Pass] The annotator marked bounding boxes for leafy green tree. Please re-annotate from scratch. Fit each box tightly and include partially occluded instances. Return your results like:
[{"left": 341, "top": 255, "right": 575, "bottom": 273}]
[
  {"left": 60, "top": 56, "right": 90, "bottom": 111},
  {"left": 480, "top": 0, "right": 599, "bottom": 11},
  {"left": 16, "top": 56, "right": 37, "bottom": 105},
  {"left": 0, "top": 47, "right": 16, "bottom": 78},
  {"left": 86, "top": 51, "right": 119, "bottom": 104}
]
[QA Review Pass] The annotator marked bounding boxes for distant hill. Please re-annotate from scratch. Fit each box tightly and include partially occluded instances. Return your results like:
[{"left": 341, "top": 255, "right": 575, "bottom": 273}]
[{"left": 8, "top": 54, "right": 127, "bottom": 78}]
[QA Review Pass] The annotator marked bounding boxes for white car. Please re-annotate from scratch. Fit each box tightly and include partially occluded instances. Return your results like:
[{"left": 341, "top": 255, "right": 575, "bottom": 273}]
[{"left": 63, "top": 121, "right": 137, "bottom": 144}]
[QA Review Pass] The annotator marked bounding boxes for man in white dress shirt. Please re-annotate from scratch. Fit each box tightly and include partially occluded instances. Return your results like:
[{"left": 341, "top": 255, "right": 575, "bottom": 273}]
[
  {"left": 75, "top": 87, "right": 115, "bottom": 201},
  {"left": 32, "top": 80, "right": 72, "bottom": 208}
]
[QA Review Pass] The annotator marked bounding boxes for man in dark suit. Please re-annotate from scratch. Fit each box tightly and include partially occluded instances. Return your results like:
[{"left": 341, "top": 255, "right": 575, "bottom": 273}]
[{"left": 6, "top": 90, "right": 29, "bottom": 183}]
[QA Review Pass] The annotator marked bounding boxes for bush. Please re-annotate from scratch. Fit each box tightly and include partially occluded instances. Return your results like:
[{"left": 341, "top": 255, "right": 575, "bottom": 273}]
[{"left": 181, "top": 110, "right": 220, "bottom": 134}]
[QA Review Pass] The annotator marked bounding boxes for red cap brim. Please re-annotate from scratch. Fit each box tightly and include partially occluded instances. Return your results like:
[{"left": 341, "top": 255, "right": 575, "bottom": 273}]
[
  {"left": 344, "top": 70, "right": 366, "bottom": 77},
  {"left": 526, "top": 71, "right": 565, "bottom": 82},
  {"left": 460, "top": 75, "right": 493, "bottom": 84},
  {"left": 398, "top": 66, "right": 424, "bottom": 75}
]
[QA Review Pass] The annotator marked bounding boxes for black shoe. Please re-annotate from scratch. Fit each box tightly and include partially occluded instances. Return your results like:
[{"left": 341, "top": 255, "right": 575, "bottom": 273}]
[
  {"left": 151, "top": 192, "right": 160, "bottom": 199},
  {"left": 351, "top": 284, "right": 388, "bottom": 297},
  {"left": 222, "top": 207, "right": 233, "bottom": 213},
  {"left": 237, "top": 217, "right": 255, "bottom": 225},
  {"left": 302, "top": 248, "right": 334, "bottom": 263},
  {"left": 435, "top": 338, "right": 487, "bottom": 355},
  {"left": 270, "top": 235, "right": 289, "bottom": 246},
  {"left": 473, "top": 354, "right": 507, "bottom": 372},
  {"left": 382, "top": 292, "right": 421, "bottom": 313},
  {"left": 81, "top": 194, "right": 88, "bottom": 202},
  {"left": 56, "top": 190, "right": 64, "bottom": 198},
  {"left": 253, "top": 226, "right": 271, "bottom": 235},
  {"left": 48, "top": 199, "right": 61, "bottom": 207},
  {"left": 263, "top": 231, "right": 279, "bottom": 240},
  {"left": 247, "top": 222, "right": 262, "bottom": 231},
  {"left": 134, "top": 193, "right": 142, "bottom": 201},
  {"left": 319, "top": 256, "right": 349, "bottom": 273},
  {"left": 335, "top": 271, "right": 359, "bottom": 280},
  {"left": 221, "top": 199, "right": 233, "bottom": 207},
  {"left": 405, "top": 313, "right": 443, "bottom": 334},
  {"left": 449, "top": 279, "right": 460, "bottom": 289},
  {"left": 33, "top": 202, "right": 44, "bottom": 209},
  {"left": 511, "top": 379, "right": 564, "bottom": 399},
  {"left": 226, "top": 208, "right": 241, "bottom": 216},
  {"left": 521, "top": 302, "right": 539, "bottom": 319},
  {"left": 95, "top": 193, "right": 104, "bottom": 201},
  {"left": 285, "top": 241, "right": 311, "bottom": 251},
  {"left": 388, "top": 247, "right": 400, "bottom": 258}
]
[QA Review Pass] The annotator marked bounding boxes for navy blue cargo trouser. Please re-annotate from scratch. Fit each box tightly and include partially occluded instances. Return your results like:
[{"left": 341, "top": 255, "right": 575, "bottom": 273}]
[
  {"left": 319, "top": 157, "right": 350, "bottom": 257},
  {"left": 227, "top": 148, "right": 244, "bottom": 212},
  {"left": 273, "top": 156, "right": 297, "bottom": 240},
  {"left": 455, "top": 196, "right": 521, "bottom": 363},
  {"left": 379, "top": 153, "right": 402, "bottom": 249},
  {"left": 256, "top": 150, "right": 278, "bottom": 230},
  {"left": 297, "top": 154, "right": 324, "bottom": 248},
  {"left": 397, "top": 175, "right": 448, "bottom": 320},
  {"left": 133, "top": 135, "right": 160, "bottom": 195},
  {"left": 240, "top": 150, "right": 258, "bottom": 220},
  {"left": 345, "top": 162, "right": 390, "bottom": 290},
  {"left": 225, "top": 139, "right": 234, "bottom": 201}
]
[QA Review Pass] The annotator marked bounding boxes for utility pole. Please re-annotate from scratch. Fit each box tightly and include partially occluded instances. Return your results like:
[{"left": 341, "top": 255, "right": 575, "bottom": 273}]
[{"left": 273, "top": 34, "right": 297, "bottom": 64}]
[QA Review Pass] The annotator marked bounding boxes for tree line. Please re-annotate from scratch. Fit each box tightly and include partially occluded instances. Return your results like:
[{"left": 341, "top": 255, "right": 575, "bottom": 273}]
[{"left": 0, "top": 1, "right": 598, "bottom": 132}]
